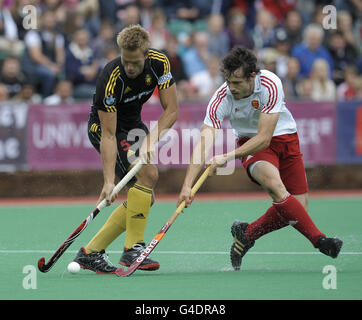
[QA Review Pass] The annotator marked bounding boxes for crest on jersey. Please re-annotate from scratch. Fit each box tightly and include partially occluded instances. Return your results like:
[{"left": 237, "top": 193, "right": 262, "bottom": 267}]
[
  {"left": 104, "top": 94, "right": 115, "bottom": 106},
  {"left": 145, "top": 74, "right": 152, "bottom": 86},
  {"left": 251, "top": 100, "right": 259, "bottom": 109}
]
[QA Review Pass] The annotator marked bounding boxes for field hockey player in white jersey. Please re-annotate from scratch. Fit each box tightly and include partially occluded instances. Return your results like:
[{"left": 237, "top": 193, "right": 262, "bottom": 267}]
[{"left": 178, "top": 46, "right": 342, "bottom": 271}]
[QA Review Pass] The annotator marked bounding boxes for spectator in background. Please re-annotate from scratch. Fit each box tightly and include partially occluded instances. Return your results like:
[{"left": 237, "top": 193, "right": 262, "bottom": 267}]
[
  {"left": 296, "top": 77, "right": 314, "bottom": 100},
  {"left": 153, "top": 0, "right": 177, "bottom": 20},
  {"left": 328, "top": 30, "right": 359, "bottom": 85},
  {"left": 260, "top": 0, "right": 297, "bottom": 24},
  {"left": 12, "top": 82, "right": 42, "bottom": 103},
  {"left": 65, "top": 28, "right": 100, "bottom": 100},
  {"left": 291, "top": 23, "right": 334, "bottom": 79},
  {"left": 0, "top": 83, "right": 9, "bottom": 102},
  {"left": 337, "top": 10, "right": 359, "bottom": 49},
  {"left": 147, "top": 8, "right": 169, "bottom": 51},
  {"left": 9, "top": 0, "right": 33, "bottom": 42},
  {"left": 62, "top": 10, "right": 88, "bottom": 43},
  {"left": 117, "top": 4, "right": 141, "bottom": 30},
  {"left": 157, "top": 0, "right": 210, "bottom": 22},
  {"left": 273, "top": 27, "right": 291, "bottom": 79},
  {"left": 252, "top": 9, "right": 276, "bottom": 50},
  {"left": 181, "top": 31, "right": 209, "bottom": 78},
  {"left": 337, "top": 65, "right": 359, "bottom": 101},
  {"left": 0, "top": 56, "right": 27, "bottom": 98},
  {"left": 40, "top": 0, "right": 68, "bottom": 29},
  {"left": 43, "top": 80, "right": 75, "bottom": 105},
  {"left": 226, "top": 8, "right": 254, "bottom": 50},
  {"left": 115, "top": 0, "right": 137, "bottom": 24},
  {"left": 282, "top": 57, "right": 301, "bottom": 100},
  {"left": 295, "top": 0, "right": 316, "bottom": 25},
  {"left": 259, "top": 48, "right": 278, "bottom": 74},
  {"left": 98, "top": 0, "right": 117, "bottom": 24},
  {"left": 231, "top": 0, "right": 256, "bottom": 30},
  {"left": 189, "top": 55, "right": 223, "bottom": 101},
  {"left": 138, "top": 0, "right": 157, "bottom": 29},
  {"left": 164, "top": 34, "right": 187, "bottom": 83},
  {"left": 312, "top": 5, "right": 329, "bottom": 39},
  {"left": 207, "top": 13, "right": 229, "bottom": 58},
  {"left": 104, "top": 46, "right": 120, "bottom": 63},
  {"left": 74, "top": 0, "right": 101, "bottom": 38},
  {"left": 0, "top": 0, "right": 25, "bottom": 58},
  {"left": 22, "top": 9, "right": 65, "bottom": 98},
  {"left": 91, "top": 21, "right": 116, "bottom": 62},
  {"left": 309, "top": 58, "right": 336, "bottom": 102},
  {"left": 177, "top": 0, "right": 211, "bottom": 21},
  {"left": 163, "top": 33, "right": 189, "bottom": 101},
  {"left": 335, "top": 0, "right": 362, "bottom": 22},
  {"left": 284, "top": 10, "right": 303, "bottom": 49},
  {"left": 209, "top": 0, "right": 233, "bottom": 17}
]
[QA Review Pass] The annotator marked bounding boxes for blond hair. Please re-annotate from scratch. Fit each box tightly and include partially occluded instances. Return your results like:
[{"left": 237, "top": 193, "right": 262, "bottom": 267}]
[{"left": 116, "top": 24, "right": 150, "bottom": 54}]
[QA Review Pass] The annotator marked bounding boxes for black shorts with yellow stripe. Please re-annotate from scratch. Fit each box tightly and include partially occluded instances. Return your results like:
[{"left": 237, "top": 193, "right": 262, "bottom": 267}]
[{"left": 88, "top": 120, "right": 149, "bottom": 180}]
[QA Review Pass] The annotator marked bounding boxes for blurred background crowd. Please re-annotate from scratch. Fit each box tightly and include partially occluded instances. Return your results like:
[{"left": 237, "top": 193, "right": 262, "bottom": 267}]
[{"left": 0, "top": 0, "right": 361, "bottom": 105}]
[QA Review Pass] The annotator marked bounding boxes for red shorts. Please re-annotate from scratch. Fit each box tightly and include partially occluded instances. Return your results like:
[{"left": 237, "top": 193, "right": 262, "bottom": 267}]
[{"left": 237, "top": 133, "right": 308, "bottom": 195}]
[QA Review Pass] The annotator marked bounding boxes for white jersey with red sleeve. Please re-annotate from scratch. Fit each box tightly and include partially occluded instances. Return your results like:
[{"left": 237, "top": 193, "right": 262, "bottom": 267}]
[{"left": 204, "top": 69, "right": 297, "bottom": 138}]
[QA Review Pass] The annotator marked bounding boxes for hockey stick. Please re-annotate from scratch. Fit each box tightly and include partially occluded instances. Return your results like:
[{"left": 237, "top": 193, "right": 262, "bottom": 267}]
[
  {"left": 37, "top": 161, "right": 143, "bottom": 273},
  {"left": 116, "top": 166, "right": 211, "bottom": 277}
]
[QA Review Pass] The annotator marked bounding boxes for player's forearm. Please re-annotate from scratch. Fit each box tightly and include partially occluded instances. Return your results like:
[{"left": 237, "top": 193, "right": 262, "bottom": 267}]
[
  {"left": 183, "top": 125, "right": 216, "bottom": 188},
  {"left": 152, "top": 107, "right": 178, "bottom": 142},
  {"left": 182, "top": 163, "right": 205, "bottom": 189},
  {"left": 226, "top": 134, "right": 271, "bottom": 161},
  {"left": 100, "top": 134, "right": 117, "bottom": 184},
  {"left": 156, "top": 84, "right": 179, "bottom": 143}
]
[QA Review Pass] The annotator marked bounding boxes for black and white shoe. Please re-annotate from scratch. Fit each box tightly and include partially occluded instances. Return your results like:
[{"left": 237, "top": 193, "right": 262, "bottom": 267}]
[
  {"left": 230, "top": 220, "right": 255, "bottom": 271},
  {"left": 316, "top": 236, "right": 343, "bottom": 258},
  {"left": 119, "top": 243, "right": 160, "bottom": 271},
  {"left": 73, "top": 247, "right": 117, "bottom": 274}
]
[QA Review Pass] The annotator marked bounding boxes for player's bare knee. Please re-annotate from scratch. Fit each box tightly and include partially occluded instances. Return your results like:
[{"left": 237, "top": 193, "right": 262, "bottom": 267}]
[
  {"left": 262, "top": 178, "right": 287, "bottom": 201},
  {"left": 137, "top": 165, "right": 158, "bottom": 188},
  {"left": 147, "top": 165, "right": 159, "bottom": 185}
]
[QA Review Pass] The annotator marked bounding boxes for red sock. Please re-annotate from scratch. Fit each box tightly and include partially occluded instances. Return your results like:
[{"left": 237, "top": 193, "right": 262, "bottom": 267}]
[
  {"left": 273, "top": 194, "right": 325, "bottom": 247},
  {"left": 245, "top": 206, "right": 289, "bottom": 242}
]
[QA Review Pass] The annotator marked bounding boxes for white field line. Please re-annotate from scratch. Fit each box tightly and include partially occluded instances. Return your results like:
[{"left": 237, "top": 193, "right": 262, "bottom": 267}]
[{"left": 0, "top": 250, "right": 361, "bottom": 255}]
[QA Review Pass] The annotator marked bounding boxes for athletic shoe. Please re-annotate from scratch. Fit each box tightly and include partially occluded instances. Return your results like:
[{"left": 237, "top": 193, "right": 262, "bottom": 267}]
[
  {"left": 230, "top": 220, "right": 255, "bottom": 271},
  {"left": 73, "top": 247, "right": 117, "bottom": 274},
  {"left": 316, "top": 236, "right": 343, "bottom": 258},
  {"left": 119, "top": 243, "right": 160, "bottom": 271}
]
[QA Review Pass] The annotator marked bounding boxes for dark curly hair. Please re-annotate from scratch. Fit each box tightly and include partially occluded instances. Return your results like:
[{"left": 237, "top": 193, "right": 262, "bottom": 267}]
[{"left": 221, "top": 46, "right": 260, "bottom": 79}]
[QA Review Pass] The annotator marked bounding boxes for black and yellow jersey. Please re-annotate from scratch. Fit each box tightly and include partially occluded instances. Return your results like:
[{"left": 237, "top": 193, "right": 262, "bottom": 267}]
[{"left": 89, "top": 48, "right": 175, "bottom": 131}]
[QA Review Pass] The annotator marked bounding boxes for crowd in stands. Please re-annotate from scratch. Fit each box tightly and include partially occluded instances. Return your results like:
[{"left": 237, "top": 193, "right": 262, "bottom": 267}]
[{"left": 0, "top": 0, "right": 361, "bottom": 105}]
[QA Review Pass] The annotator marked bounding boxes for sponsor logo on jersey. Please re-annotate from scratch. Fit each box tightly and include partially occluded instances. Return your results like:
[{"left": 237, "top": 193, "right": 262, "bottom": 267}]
[{"left": 123, "top": 89, "right": 154, "bottom": 103}]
